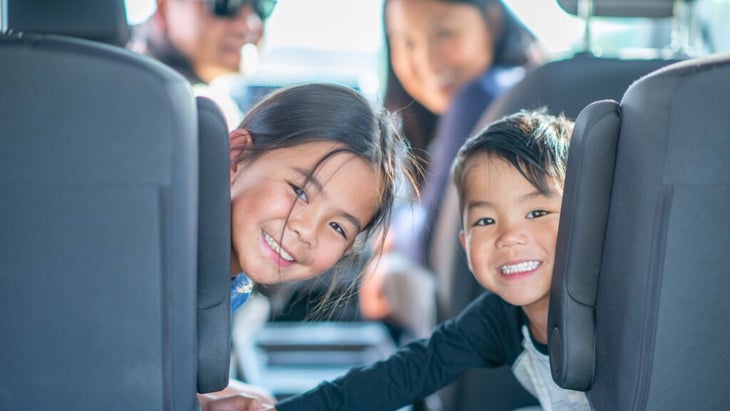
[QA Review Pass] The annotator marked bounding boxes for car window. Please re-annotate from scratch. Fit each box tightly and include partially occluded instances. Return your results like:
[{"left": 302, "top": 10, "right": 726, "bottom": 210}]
[{"left": 121, "top": 0, "right": 727, "bottom": 101}]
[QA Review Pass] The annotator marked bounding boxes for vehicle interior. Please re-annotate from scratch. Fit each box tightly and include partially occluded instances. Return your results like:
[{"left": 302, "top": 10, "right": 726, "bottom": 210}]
[{"left": 1, "top": 0, "right": 729, "bottom": 410}]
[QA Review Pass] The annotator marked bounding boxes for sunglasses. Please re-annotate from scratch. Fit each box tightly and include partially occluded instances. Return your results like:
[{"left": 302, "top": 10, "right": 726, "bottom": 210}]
[{"left": 211, "top": 0, "right": 277, "bottom": 20}]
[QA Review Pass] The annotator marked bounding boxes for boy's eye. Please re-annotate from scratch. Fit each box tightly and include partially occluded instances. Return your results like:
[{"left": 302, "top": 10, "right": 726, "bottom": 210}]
[
  {"left": 329, "top": 222, "right": 348, "bottom": 239},
  {"left": 290, "top": 183, "right": 308, "bottom": 202},
  {"left": 527, "top": 210, "right": 549, "bottom": 219},
  {"left": 474, "top": 217, "right": 495, "bottom": 226}
]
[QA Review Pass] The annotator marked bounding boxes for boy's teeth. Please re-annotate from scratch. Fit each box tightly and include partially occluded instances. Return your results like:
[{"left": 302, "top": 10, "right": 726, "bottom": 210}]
[
  {"left": 500, "top": 261, "right": 540, "bottom": 275},
  {"left": 263, "top": 232, "right": 294, "bottom": 262}
]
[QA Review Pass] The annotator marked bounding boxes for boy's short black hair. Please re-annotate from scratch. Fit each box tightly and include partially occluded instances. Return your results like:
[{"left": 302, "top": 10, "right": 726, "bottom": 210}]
[{"left": 451, "top": 108, "right": 573, "bottom": 209}]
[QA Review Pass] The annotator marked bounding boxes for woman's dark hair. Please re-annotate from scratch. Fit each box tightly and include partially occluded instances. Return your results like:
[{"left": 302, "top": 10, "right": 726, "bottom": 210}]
[
  {"left": 382, "top": 0, "right": 545, "bottom": 184},
  {"left": 233, "top": 82, "right": 418, "bottom": 317},
  {"left": 451, "top": 108, "right": 573, "bottom": 211}
]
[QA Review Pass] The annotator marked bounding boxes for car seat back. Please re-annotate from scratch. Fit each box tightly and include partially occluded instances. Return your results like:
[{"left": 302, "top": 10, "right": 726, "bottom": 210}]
[
  {"left": 549, "top": 52, "right": 730, "bottom": 410},
  {"left": 0, "top": 1, "right": 231, "bottom": 409}
]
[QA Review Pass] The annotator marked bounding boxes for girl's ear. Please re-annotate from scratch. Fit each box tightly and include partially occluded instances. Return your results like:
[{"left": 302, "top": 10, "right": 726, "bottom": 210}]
[{"left": 229, "top": 128, "right": 253, "bottom": 180}]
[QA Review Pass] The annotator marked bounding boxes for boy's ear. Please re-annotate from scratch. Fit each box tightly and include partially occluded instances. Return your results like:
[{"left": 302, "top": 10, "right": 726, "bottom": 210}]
[
  {"left": 229, "top": 128, "right": 253, "bottom": 178},
  {"left": 459, "top": 230, "right": 475, "bottom": 272}
]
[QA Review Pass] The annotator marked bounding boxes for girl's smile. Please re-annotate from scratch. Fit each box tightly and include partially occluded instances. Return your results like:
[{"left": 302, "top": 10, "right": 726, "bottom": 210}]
[{"left": 262, "top": 230, "right": 296, "bottom": 264}]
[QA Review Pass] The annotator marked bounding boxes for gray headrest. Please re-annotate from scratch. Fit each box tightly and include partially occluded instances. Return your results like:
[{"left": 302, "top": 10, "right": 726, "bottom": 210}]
[
  {"left": 5, "top": 0, "right": 131, "bottom": 47},
  {"left": 557, "top": 0, "right": 675, "bottom": 18}
]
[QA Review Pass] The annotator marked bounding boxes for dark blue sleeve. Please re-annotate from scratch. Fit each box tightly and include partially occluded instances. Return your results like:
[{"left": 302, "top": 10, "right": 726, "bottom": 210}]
[{"left": 275, "top": 293, "right": 515, "bottom": 411}]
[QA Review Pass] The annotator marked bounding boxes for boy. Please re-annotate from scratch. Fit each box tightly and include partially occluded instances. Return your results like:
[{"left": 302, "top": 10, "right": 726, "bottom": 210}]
[{"left": 232, "top": 109, "right": 590, "bottom": 411}]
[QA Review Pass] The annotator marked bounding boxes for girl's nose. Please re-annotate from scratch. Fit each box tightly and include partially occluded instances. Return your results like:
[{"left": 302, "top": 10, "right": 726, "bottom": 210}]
[
  {"left": 411, "top": 43, "right": 444, "bottom": 78},
  {"left": 287, "top": 210, "right": 317, "bottom": 249},
  {"left": 425, "top": 43, "right": 446, "bottom": 74}
]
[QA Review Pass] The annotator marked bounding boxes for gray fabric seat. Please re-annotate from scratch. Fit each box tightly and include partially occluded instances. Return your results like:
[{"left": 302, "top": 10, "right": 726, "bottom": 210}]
[
  {"left": 549, "top": 53, "right": 730, "bottom": 409},
  {"left": 0, "top": 1, "right": 231, "bottom": 409},
  {"left": 430, "top": 59, "right": 679, "bottom": 410}
]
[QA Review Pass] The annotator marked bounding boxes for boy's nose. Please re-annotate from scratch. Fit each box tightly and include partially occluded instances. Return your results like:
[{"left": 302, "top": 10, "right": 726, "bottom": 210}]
[{"left": 496, "top": 226, "right": 528, "bottom": 248}]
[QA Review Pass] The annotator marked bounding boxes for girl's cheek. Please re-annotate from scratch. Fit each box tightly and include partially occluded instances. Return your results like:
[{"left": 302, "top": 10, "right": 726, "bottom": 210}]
[{"left": 325, "top": 242, "right": 349, "bottom": 266}]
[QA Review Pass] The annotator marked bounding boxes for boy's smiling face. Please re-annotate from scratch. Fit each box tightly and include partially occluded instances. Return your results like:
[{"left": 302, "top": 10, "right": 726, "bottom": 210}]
[{"left": 459, "top": 154, "right": 563, "bottom": 313}]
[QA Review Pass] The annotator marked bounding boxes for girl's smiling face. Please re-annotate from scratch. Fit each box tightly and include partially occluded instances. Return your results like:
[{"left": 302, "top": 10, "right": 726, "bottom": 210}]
[
  {"left": 459, "top": 154, "right": 563, "bottom": 313},
  {"left": 230, "top": 140, "right": 381, "bottom": 284}
]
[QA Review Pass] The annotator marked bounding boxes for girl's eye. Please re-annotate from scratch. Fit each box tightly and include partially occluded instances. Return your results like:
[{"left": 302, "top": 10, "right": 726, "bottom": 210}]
[
  {"left": 527, "top": 210, "right": 549, "bottom": 219},
  {"left": 474, "top": 217, "right": 495, "bottom": 226},
  {"left": 434, "top": 28, "right": 454, "bottom": 41},
  {"left": 290, "top": 184, "right": 308, "bottom": 202},
  {"left": 329, "top": 222, "right": 348, "bottom": 239}
]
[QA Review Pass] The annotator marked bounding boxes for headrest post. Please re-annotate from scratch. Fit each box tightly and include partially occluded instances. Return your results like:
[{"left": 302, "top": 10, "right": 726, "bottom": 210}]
[
  {"left": 1, "top": 0, "right": 8, "bottom": 32},
  {"left": 670, "top": 0, "right": 696, "bottom": 58},
  {"left": 578, "top": 0, "right": 594, "bottom": 54}
]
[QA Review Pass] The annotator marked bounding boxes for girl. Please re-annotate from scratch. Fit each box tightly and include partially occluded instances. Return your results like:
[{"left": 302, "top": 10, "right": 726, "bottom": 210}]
[
  {"left": 230, "top": 82, "right": 412, "bottom": 292},
  {"left": 199, "top": 82, "right": 417, "bottom": 410}
]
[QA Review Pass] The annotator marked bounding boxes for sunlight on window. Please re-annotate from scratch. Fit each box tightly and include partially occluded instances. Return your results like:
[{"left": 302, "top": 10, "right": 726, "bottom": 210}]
[
  {"left": 251, "top": 0, "right": 385, "bottom": 98},
  {"left": 125, "top": 0, "right": 156, "bottom": 25},
  {"left": 503, "top": 0, "right": 584, "bottom": 56},
  {"left": 263, "top": 0, "right": 383, "bottom": 53}
]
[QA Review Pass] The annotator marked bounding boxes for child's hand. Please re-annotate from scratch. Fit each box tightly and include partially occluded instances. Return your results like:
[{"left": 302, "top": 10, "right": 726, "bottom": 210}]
[
  {"left": 198, "top": 378, "right": 276, "bottom": 411},
  {"left": 359, "top": 255, "right": 394, "bottom": 321},
  {"left": 199, "top": 393, "right": 276, "bottom": 411}
]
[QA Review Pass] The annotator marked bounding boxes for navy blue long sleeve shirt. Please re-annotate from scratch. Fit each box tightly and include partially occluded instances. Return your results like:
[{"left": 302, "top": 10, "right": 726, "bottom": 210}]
[{"left": 276, "top": 293, "right": 530, "bottom": 411}]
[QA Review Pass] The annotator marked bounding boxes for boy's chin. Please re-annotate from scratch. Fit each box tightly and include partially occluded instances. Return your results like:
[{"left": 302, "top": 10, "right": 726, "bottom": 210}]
[{"left": 496, "top": 291, "right": 545, "bottom": 308}]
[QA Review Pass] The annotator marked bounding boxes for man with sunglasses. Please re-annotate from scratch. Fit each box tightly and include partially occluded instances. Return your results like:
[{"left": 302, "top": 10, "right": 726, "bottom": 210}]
[
  {"left": 129, "top": 0, "right": 277, "bottom": 128},
  {"left": 130, "top": 0, "right": 276, "bottom": 84}
]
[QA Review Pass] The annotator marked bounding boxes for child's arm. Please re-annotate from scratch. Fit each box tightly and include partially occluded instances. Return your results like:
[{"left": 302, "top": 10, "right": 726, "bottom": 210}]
[{"left": 275, "top": 293, "right": 506, "bottom": 411}]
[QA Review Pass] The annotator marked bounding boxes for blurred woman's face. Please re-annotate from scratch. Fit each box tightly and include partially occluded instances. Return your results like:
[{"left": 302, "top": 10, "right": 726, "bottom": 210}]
[{"left": 386, "top": 0, "right": 495, "bottom": 114}]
